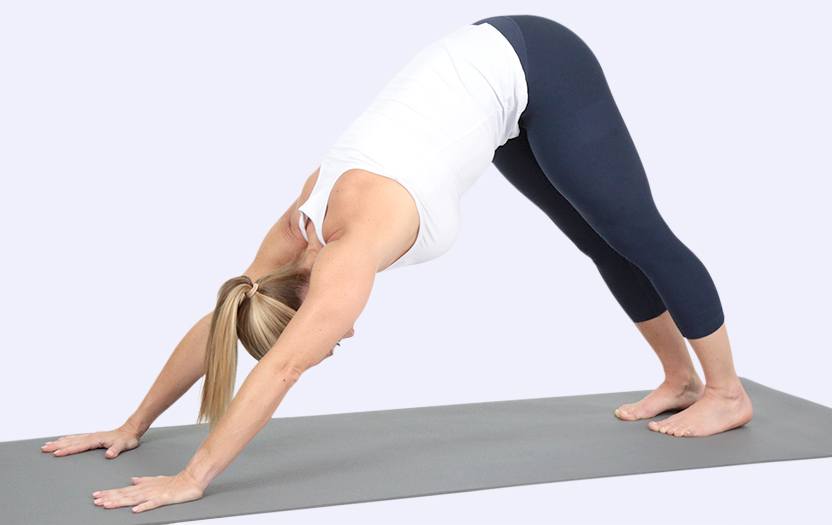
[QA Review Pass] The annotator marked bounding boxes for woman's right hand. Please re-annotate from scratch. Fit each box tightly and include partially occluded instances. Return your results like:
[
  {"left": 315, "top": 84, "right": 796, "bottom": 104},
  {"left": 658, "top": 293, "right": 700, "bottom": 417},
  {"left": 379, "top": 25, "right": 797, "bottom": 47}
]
[{"left": 40, "top": 423, "right": 141, "bottom": 459}]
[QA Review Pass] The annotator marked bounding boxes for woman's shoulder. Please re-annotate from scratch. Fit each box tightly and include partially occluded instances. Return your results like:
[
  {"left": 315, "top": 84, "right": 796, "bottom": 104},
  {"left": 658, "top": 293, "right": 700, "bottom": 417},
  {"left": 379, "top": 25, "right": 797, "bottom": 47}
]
[{"left": 322, "top": 168, "right": 420, "bottom": 250}]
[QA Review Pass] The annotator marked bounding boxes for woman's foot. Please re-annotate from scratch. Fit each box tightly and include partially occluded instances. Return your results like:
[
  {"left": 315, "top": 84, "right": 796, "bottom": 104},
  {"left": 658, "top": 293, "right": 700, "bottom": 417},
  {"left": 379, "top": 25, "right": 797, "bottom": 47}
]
[
  {"left": 647, "top": 381, "right": 753, "bottom": 437},
  {"left": 614, "top": 375, "right": 705, "bottom": 421}
]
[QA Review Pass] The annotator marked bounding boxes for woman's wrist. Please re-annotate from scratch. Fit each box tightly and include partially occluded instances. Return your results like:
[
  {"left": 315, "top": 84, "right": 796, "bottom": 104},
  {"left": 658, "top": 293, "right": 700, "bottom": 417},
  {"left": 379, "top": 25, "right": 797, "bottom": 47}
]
[
  {"left": 120, "top": 416, "right": 149, "bottom": 438},
  {"left": 182, "top": 450, "right": 218, "bottom": 492},
  {"left": 177, "top": 468, "right": 208, "bottom": 495}
]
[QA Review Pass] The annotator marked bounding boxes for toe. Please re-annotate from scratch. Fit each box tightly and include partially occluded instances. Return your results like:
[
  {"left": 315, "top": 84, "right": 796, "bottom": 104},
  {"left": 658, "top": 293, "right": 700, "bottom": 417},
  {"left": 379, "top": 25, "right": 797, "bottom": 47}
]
[
  {"left": 661, "top": 413, "right": 679, "bottom": 425},
  {"left": 615, "top": 407, "right": 635, "bottom": 421}
]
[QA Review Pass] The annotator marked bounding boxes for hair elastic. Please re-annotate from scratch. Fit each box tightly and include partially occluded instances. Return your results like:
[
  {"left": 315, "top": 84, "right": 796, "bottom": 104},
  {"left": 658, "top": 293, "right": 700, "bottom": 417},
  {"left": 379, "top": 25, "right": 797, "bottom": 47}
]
[{"left": 246, "top": 282, "right": 259, "bottom": 298}]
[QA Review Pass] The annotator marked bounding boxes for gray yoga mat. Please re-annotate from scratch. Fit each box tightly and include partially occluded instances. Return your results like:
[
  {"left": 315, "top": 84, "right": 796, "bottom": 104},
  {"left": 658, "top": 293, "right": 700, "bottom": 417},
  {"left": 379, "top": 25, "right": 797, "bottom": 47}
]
[{"left": 3, "top": 377, "right": 831, "bottom": 525}]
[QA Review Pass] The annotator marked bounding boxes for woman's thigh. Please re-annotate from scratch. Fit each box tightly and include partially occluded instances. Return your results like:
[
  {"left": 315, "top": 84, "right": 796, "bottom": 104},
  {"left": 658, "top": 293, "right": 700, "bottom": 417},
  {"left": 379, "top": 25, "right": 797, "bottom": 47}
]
[
  {"left": 511, "top": 14, "right": 670, "bottom": 258},
  {"left": 506, "top": 14, "right": 724, "bottom": 337},
  {"left": 494, "top": 127, "right": 633, "bottom": 261},
  {"left": 492, "top": 126, "right": 666, "bottom": 322}
]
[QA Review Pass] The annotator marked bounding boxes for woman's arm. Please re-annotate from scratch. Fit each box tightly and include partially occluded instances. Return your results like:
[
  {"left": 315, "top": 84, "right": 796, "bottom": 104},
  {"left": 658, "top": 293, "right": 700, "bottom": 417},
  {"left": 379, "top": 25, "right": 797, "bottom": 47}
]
[
  {"left": 121, "top": 311, "right": 214, "bottom": 437},
  {"left": 124, "top": 189, "right": 312, "bottom": 436},
  {"left": 90, "top": 171, "right": 397, "bottom": 512},
  {"left": 90, "top": 229, "right": 380, "bottom": 511},
  {"left": 49, "top": 180, "right": 316, "bottom": 460},
  {"left": 182, "top": 227, "right": 379, "bottom": 490},
  {"left": 42, "top": 310, "right": 214, "bottom": 458}
]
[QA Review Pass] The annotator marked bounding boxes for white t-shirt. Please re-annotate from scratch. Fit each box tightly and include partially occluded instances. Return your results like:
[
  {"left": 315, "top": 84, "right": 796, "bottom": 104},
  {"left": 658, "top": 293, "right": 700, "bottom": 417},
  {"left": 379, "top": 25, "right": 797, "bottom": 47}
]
[{"left": 298, "top": 22, "right": 528, "bottom": 270}]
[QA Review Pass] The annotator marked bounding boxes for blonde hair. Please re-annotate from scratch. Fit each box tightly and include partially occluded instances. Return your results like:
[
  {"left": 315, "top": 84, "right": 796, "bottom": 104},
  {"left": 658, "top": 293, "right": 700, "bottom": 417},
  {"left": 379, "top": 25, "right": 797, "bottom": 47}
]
[{"left": 197, "top": 260, "right": 310, "bottom": 429}]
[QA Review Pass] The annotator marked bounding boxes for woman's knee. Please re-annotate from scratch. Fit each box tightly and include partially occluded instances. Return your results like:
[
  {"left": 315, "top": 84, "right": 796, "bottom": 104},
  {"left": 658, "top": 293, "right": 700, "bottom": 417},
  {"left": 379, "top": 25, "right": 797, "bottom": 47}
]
[{"left": 595, "top": 215, "right": 685, "bottom": 270}]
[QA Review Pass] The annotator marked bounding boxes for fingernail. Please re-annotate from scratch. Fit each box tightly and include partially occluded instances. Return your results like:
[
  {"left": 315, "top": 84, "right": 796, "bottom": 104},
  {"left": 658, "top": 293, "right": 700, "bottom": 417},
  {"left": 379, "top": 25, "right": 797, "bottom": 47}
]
[{"left": 93, "top": 491, "right": 100, "bottom": 496}]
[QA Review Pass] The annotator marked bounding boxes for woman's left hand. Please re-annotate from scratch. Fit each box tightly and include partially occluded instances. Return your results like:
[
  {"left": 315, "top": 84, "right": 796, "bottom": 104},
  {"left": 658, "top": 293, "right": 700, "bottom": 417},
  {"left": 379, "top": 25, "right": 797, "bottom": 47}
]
[{"left": 92, "top": 471, "right": 205, "bottom": 513}]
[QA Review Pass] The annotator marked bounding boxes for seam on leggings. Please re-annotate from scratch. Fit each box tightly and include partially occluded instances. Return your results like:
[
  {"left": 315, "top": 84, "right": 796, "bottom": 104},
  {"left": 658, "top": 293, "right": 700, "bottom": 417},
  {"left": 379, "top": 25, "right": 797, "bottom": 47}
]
[
  {"left": 498, "top": 16, "right": 529, "bottom": 123},
  {"left": 499, "top": 16, "right": 529, "bottom": 76}
]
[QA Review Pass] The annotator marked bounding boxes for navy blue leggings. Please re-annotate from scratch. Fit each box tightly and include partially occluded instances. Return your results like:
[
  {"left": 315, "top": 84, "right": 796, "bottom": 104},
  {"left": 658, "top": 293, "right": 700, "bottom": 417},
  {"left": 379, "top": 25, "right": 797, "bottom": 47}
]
[{"left": 474, "top": 15, "right": 724, "bottom": 339}]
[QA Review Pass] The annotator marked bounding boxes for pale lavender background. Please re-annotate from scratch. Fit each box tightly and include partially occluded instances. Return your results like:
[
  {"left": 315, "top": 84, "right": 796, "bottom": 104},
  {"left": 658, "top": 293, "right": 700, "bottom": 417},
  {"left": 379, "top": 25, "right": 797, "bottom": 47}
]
[{"left": 1, "top": 1, "right": 830, "bottom": 524}]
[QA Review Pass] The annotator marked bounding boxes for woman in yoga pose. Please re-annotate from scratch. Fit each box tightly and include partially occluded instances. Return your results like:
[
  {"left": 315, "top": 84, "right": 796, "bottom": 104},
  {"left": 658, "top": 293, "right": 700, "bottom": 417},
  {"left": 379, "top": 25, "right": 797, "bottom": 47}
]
[{"left": 41, "top": 14, "right": 752, "bottom": 513}]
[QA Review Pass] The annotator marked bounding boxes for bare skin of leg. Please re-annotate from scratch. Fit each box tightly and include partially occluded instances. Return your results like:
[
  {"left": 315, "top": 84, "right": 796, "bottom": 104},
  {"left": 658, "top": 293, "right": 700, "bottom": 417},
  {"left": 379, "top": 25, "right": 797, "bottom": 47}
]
[
  {"left": 614, "top": 311, "right": 705, "bottom": 421},
  {"left": 613, "top": 311, "right": 754, "bottom": 437},
  {"left": 646, "top": 322, "right": 753, "bottom": 437}
]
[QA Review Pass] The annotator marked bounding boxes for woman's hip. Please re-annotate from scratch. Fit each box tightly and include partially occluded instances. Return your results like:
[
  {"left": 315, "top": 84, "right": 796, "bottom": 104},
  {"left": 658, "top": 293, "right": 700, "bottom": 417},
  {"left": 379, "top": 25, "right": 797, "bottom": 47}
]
[{"left": 474, "top": 14, "right": 615, "bottom": 126}]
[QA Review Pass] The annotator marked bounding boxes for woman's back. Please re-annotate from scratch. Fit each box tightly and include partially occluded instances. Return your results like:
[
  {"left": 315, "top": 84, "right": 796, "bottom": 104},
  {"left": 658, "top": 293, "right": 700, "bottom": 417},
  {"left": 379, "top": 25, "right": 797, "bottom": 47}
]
[{"left": 298, "top": 22, "right": 528, "bottom": 270}]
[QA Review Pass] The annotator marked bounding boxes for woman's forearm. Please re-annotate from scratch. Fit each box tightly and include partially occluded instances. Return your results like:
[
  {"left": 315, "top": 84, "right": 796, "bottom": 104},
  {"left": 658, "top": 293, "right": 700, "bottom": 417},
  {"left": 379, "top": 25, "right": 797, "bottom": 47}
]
[
  {"left": 123, "top": 311, "right": 214, "bottom": 437},
  {"left": 180, "top": 235, "right": 377, "bottom": 491},
  {"left": 181, "top": 351, "right": 302, "bottom": 490}
]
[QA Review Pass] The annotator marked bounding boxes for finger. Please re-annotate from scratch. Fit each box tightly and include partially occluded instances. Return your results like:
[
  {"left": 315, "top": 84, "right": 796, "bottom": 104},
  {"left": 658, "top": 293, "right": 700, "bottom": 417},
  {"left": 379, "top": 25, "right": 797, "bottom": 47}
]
[
  {"left": 94, "top": 493, "right": 124, "bottom": 509},
  {"left": 96, "top": 496, "right": 133, "bottom": 509},
  {"left": 41, "top": 437, "right": 74, "bottom": 451},
  {"left": 91, "top": 488, "right": 118, "bottom": 499},
  {"left": 105, "top": 445, "right": 123, "bottom": 459},
  {"left": 132, "top": 499, "right": 160, "bottom": 513},
  {"left": 52, "top": 442, "right": 94, "bottom": 456},
  {"left": 57, "top": 433, "right": 88, "bottom": 444},
  {"left": 129, "top": 476, "right": 163, "bottom": 487},
  {"left": 92, "top": 488, "right": 118, "bottom": 501},
  {"left": 45, "top": 435, "right": 98, "bottom": 453},
  {"left": 96, "top": 487, "right": 143, "bottom": 508}
]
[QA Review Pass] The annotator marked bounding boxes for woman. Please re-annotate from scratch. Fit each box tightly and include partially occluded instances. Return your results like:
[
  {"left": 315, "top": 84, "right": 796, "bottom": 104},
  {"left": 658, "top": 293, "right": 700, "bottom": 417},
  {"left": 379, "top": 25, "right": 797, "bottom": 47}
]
[{"left": 42, "top": 14, "right": 752, "bottom": 513}]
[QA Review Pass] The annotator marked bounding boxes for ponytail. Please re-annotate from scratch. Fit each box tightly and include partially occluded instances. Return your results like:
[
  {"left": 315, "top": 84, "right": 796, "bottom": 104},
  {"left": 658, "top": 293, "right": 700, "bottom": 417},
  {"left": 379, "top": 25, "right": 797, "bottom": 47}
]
[
  {"left": 197, "top": 276, "right": 250, "bottom": 430},
  {"left": 197, "top": 262, "right": 310, "bottom": 429}
]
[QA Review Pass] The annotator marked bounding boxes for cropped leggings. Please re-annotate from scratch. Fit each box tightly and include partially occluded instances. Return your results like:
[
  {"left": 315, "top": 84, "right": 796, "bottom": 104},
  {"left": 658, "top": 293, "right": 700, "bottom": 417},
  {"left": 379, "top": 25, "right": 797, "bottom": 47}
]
[{"left": 474, "top": 15, "right": 724, "bottom": 339}]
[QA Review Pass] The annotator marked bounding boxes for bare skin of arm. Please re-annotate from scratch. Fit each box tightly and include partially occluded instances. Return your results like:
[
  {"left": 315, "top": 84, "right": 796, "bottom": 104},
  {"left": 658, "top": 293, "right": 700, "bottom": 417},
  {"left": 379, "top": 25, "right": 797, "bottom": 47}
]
[
  {"left": 39, "top": 313, "right": 217, "bottom": 458},
  {"left": 90, "top": 224, "right": 383, "bottom": 512},
  {"left": 89, "top": 169, "right": 414, "bottom": 512},
  {"left": 183, "top": 229, "right": 379, "bottom": 489},
  {"left": 40, "top": 170, "right": 320, "bottom": 458}
]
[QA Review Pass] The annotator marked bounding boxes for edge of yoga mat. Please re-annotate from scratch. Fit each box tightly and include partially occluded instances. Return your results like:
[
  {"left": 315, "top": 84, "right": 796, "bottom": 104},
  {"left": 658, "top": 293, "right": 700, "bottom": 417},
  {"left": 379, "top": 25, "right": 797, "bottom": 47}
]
[
  {"left": 3, "top": 376, "right": 831, "bottom": 525},
  {"left": 41, "top": 376, "right": 824, "bottom": 433}
]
